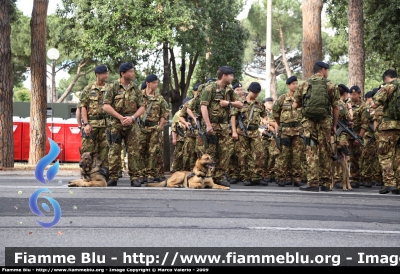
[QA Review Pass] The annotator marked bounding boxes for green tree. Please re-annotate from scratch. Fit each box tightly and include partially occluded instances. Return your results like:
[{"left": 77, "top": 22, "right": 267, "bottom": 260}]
[{"left": 13, "top": 86, "right": 31, "bottom": 102}]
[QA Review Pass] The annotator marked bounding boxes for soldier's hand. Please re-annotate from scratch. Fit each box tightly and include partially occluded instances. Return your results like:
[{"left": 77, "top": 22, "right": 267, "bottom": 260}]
[
  {"left": 206, "top": 125, "right": 214, "bottom": 135},
  {"left": 185, "top": 122, "right": 191, "bottom": 129},
  {"left": 354, "top": 139, "right": 361, "bottom": 147},
  {"left": 232, "top": 132, "right": 238, "bottom": 140},
  {"left": 84, "top": 124, "right": 91, "bottom": 135},
  {"left": 331, "top": 125, "right": 337, "bottom": 135},
  {"left": 346, "top": 102, "right": 352, "bottom": 110},
  {"left": 219, "top": 100, "right": 229, "bottom": 107},
  {"left": 121, "top": 117, "right": 131, "bottom": 126}
]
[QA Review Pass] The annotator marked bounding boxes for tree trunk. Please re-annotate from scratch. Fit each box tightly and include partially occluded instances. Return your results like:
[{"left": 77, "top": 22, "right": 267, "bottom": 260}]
[
  {"left": 184, "top": 52, "right": 199, "bottom": 99},
  {"left": 0, "top": 0, "right": 14, "bottom": 168},
  {"left": 161, "top": 41, "right": 171, "bottom": 104},
  {"left": 179, "top": 50, "right": 186, "bottom": 96},
  {"left": 279, "top": 25, "right": 292, "bottom": 78},
  {"left": 57, "top": 59, "right": 92, "bottom": 103},
  {"left": 28, "top": 0, "right": 48, "bottom": 165},
  {"left": 301, "top": 0, "right": 323, "bottom": 80},
  {"left": 348, "top": 0, "right": 365, "bottom": 95},
  {"left": 270, "top": 53, "right": 278, "bottom": 100}
]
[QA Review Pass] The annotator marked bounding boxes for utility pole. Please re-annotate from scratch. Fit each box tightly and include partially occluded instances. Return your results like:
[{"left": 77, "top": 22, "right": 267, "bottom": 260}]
[{"left": 265, "top": 0, "right": 272, "bottom": 98}]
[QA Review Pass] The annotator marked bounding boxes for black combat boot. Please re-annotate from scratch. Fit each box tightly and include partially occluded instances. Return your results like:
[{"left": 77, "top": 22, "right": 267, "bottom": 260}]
[
  {"left": 379, "top": 185, "right": 396, "bottom": 194},
  {"left": 299, "top": 184, "right": 319, "bottom": 192},
  {"left": 277, "top": 179, "right": 285, "bottom": 187},
  {"left": 107, "top": 179, "right": 117, "bottom": 186},
  {"left": 131, "top": 180, "right": 141, "bottom": 187}
]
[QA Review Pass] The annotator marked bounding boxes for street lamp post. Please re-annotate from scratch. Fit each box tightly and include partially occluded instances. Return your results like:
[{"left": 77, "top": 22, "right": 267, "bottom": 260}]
[{"left": 47, "top": 48, "right": 60, "bottom": 141}]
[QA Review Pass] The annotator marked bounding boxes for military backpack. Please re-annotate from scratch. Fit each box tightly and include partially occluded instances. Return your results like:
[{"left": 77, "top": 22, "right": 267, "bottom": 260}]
[
  {"left": 302, "top": 77, "right": 331, "bottom": 121},
  {"left": 384, "top": 80, "right": 400, "bottom": 120}
]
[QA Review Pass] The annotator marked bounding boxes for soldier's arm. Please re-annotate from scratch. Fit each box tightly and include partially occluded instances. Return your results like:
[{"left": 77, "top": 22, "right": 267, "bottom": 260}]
[
  {"left": 330, "top": 84, "right": 341, "bottom": 131},
  {"left": 76, "top": 105, "right": 82, "bottom": 127},
  {"left": 272, "top": 96, "right": 283, "bottom": 126},
  {"left": 158, "top": 100, "right": 168, "bottom": 130},
  {"left": 292, "top": 83, "right": 304, "bottom": 109},
  {"left": 230, "top": 92, "right": 243, "bottom": 108},
  {"left": 360, "top": 106, "right": 369, "bottom": 137},
  {"left": 200, "top": 86, "right": 214, "bottom": 133},
  {"left": 231, "top": 113, "right": 238, "bottom": 139}
]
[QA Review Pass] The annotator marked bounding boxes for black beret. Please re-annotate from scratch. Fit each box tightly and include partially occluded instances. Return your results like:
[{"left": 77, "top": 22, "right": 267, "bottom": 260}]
[
  {"left": 141, "top": 82, "right": 147, "bottom": 90},
  {"left": 94, "top": 64, "right": 108, "bottom": 74},
  {"left": 364, "top": 91, "right": 373, "bottom": 99},
  {"left": 183, "top": 97, "right": 192, "bottom": 105},
  {"left": 265, "top": 97, "right": 273, "bottom": 102},
  {"left": 218, "top": 66, "right": 234, "bottom": 75},
  {"left": 205, "top": 78, "right": 216, "bottom": 83},
  {"left": 372, "top": 88, "right": 379, "bottom": 97},
  {"left": 350, "top": 85, "right": 361, "bottom": 93},
  {"left": 193, "top": 83, "right": 200, "bottom": 91},
  {"left": 338, "top": 84, "right": 350, "bottom": 93},
  {"left": 248, "top": 82, "right": 261, "bottom": 93},
  {"left": 232, "top": 83, "right": 242, "bottom": 89},
  {"left": 315, "top": 61, "right": 330, "bottom": 69},
  {"left": 286, "top": 76, "right": 298, "bottom": 85},
  {"left": 119, "top": 62, "right": 134, "bottom": 72},
  {"left": 145, "top": 74, "right": 158, "bottom": 83}
]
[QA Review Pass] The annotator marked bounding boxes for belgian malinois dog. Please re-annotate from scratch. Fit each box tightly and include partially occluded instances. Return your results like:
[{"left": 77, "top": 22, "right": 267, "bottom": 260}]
[
  {"left": 330, "top": 142, "right": 352, "bottom": 191},
  {"left": 146, "top": 154, "right": 229, "bottom": 190},
  {"left": 68, "top": 149, "right": 108, "bottom": 187}
]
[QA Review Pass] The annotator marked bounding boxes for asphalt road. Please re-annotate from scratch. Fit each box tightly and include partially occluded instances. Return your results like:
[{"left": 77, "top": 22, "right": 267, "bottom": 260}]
[{"left": 1, "top": 175, "right": 400, "bottom": 266}]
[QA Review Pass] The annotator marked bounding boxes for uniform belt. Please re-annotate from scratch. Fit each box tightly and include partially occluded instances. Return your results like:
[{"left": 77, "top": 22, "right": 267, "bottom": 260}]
[
  {"left": 111, "top": 113, "right": 135, "bottom": 120},
  {"left": 247, "top": 125, "right": 259, "bottom": 131},
  {"left": 88, "top": 115, "right": 106, "bottom": 120},
  {"left": 143, "top": 121, "right": 158, "bottom": 127},
  {"left": 352, "top": 126, "right": 361, "bottom": 132},
  {"left": 281, "top": 122, "right": 301, "bottom": 128},
  {"left": 383, "top": 117, "right": 399, "bottom": 122},
  {"left": 210, "top": 117, "right": 228, "bottom": 123}
]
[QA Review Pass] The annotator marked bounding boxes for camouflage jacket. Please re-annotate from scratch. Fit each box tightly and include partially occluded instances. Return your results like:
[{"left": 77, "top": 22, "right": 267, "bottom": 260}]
[
  {"left": 140, "top": 90, "right": 168, "bottom": 125},
  {"left": 294, "top": 74, "right": 340, "bottom": 122},
  {"left": 373, "top": 79, "right": 400, "bottom": 130},
  {"left": 179, "top": 98, "right": 197, "bottom": 137},
  {"left": 272, "top": 92, "right": 302, "bottom": 136},
  {"left": 350, "top": 99, "right": 368, "bottom": 133},
  {"left": 103, "top": 80, "right": 143, "bottom": 118},
  {"left": 79, "top": 81, "right": 110, "bottom": 128},
  {"left": 232, "top": 98, "right": 267, "bottom": 138},
  {"left": 201, "top": 81, "right": 240, "bottom": 129},
  {"left": 171, "top": 110, "right": 185, "bottom": 142}
]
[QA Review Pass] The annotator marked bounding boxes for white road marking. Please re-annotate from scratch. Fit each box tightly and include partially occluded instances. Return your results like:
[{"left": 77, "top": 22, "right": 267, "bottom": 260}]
[{"left": 248, "top": 226, "right": 400, "bottom": 234}]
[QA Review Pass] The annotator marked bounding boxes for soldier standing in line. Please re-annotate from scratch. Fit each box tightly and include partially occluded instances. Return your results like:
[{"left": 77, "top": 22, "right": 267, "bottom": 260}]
[
  {"left": 371, "top": 69, "right": 400, "bottom": 194},
  {"left": 103, "top": 62, "right": 145, "bottom": 187},
  {"left": 171, "top": 103, "right": 186, "bottom": 173},
  {"left": 79, "top": 65, "right": 111, "bottom": 169},
  {"left": 137, "top": 74, "right": 168, "bottom": 184},
  {"left": 200, "top": 66, "right": 243, "bottom": 187},
  {"left": 292, "top": 61, "right": 340, "bottom": 192},
  {"left": 272, "top": 76, "right": 305, "bottom": 187},
  {"left": 371, "top": 88, "right": 384, "bottom": 187}
]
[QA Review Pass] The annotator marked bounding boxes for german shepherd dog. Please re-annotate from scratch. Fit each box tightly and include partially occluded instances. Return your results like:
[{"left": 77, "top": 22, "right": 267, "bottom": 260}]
[
  {"left": 330, "top": 142, "right": 352, "bottom": 191},
  {"left": 68, "top": 149, "right": 108, "bottom": 187},
  {"left": 146, "top": 154, "right": 229, "bottom": 190}
]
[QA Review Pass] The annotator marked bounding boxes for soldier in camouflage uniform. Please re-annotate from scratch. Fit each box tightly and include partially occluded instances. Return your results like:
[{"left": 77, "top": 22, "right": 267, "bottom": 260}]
[
  {"left": 371, "top": 88, "right": 384, "bottom": 186},
  {"left": 154, "top": 98, "right": 170, "bottom": 181},
  {"left": 371, "top": 70, "right": 400, "bottom": 194},
  {"left": 171, "top": 105, "right": 186, "bottom": 173},
  {"left": 259, "top": 98, "right": 279, "bottom": 184},
  {"left": 179, "top": 85, "right": 200, "bottom": 171},
  {"left": 273, "top": 76, "right": 306, "bottom": 187},
  {"left": 79, "top": 65, "right": 111, "bottom": 169},
  {"left": 137, "top": 74, "right": 168, "bottom": 183},
  {"left": 293, "top": 61, "right": 340, "bottom": 192},
  {"left": 231, "top": 82, "right": 268, "bottom": 185},
  {"left": 347, "top": 85, "right": 368, "bottom": 188},
  {"left": 103, "top": 63, "right": 145, "bottom": 187},
  {"left": 200, "top": 66, "right": 243, "bottom": 186},
  {"left": 359, "top": 91, "right": 381, "bottom": 187}
]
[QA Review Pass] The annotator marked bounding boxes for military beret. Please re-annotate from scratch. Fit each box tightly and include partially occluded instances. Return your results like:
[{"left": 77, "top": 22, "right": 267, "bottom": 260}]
[
  {"left": 193, "top": 83, "right": 200, "bottom": 91},
  {"left": 183, "top": 97, "right": 192, "bottom": 105},
  {"left": 119, "top": 62, "right": 134, "bottom": 72},
  {"left": 265, "top": 97, "right": 273, "bottom": 102},
  {"left": 372, "top": 88, "right": 379, "bottom": 97},
  {"left": 350, "top": 85, "right": 361, "bottom": 93},
  {"left": 315, "top": 61, "right": 330, "bottom": 69},
  {"left": 218, "top": 66, "right": 234, "bottom": 75},
  {"left": 364, "top": 91, "right": 373, "bottom": 99},
  {"left": 94, "top": 64, "right": 108, "bottom": 74},
  {"left": 248, "top": 82, "right": 261, "bottom": 93},
  {"left": 145, "top": 74, "right": 158, "bottom": 83},
  {"left": 205, "top": 78, "right": 217, "bottom": 83},
  {"left": 338, "top": 84, "right": 350, "bottom": 93},
  {"left": 286, "top": 76, "right": 298, "bottom": 85},
  {"left": 141, "top": 82, "right": 147, "bottom": 90},
  {"left": 232, "top": 83, "right": 242, "bottom": 89}
]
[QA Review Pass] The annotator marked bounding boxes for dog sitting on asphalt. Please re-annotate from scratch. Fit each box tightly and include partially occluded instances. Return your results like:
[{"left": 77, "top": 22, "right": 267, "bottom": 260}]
[
  {"left": 68, "top": 149, "right": 109, "bottom": 187},
  {"left": 145, "top": 154, "right": 229, "bottom": 190},
  {"left": 330, "top": 141, "right": 352, "bottom": 191}
]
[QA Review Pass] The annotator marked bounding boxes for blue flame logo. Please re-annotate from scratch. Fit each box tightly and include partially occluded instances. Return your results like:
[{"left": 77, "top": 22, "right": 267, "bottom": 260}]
[{"left": 29, "top": 138, "right": 62, "bottom": 228}]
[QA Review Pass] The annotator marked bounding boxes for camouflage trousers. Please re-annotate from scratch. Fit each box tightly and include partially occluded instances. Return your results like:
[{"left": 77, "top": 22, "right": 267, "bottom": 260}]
[
  {"left": 81, "top": 126, "right": 109, "bottom": 168},
  {"left": 376, "top": 130, "right": 400, "bottom": 188},
  {"left": 237, "top": 133, "right": 264, "bottom": 181},
  {"left": 348, "top": 134, "right": 362, "bottom": 181},
  {"left": 120, "top": 139, "right": 127, "bottom": 171},
  {"left": 171, "top": 140, "right": 185, "bottom": 172},
  {"left": 108, "top": 122, "right": 140, "bottom": 181},
  {"left": 266, "top": 138, "right": 280, "bottom": 180},
  {"left": 360, "top": 134, "right": 381, "bottom": 183},
  {"left": 302, "top": 118, "right": 334, "bottom": 187},
  {"left": 137, "top": 126, "right": 162, "bottom": 180},
  {"left": 156, "top": 129, "right": 165, "bottom": 178},
  {"left": 227, "top": 138, "right": 240, "bottom": 179},
  {"left": 274, "top": 134, "right": 304, "bottom": 183},
  {"left": 182, "top": 135, "right": 197, "bottom": 171},
  {"left": 203, "top": 124, "right": 234, "bottom": 183},
  {"left": 259, "top": 137, "right": 271, "bottom": 179}
]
